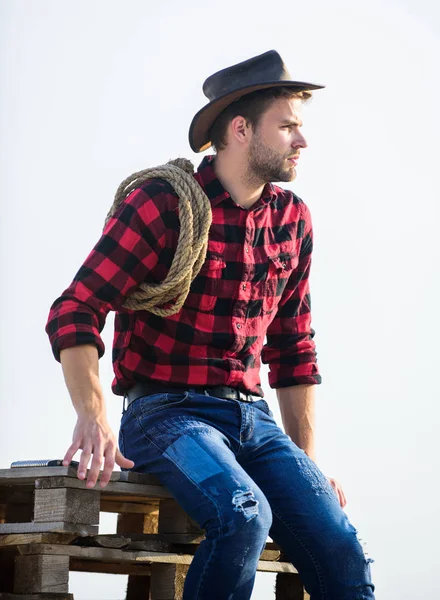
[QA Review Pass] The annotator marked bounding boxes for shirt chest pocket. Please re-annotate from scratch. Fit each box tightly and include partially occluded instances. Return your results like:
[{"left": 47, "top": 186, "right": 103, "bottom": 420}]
[
  {"left": 184, "top": 253, "right": 227, "bottom": 312},
  {"left": 263, "top": 251, "right": 299, "bottom": 313}
]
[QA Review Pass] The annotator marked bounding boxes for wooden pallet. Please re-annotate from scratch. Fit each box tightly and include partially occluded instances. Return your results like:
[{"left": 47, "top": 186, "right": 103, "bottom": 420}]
[{"left": 0, "top": 466, "right": 308, "bottom": 599}]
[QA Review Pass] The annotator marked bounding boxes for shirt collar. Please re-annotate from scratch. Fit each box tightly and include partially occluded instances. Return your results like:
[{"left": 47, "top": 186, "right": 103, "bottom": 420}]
[{"left": 194, "top": 154, "right": 278, "bottom": 209}]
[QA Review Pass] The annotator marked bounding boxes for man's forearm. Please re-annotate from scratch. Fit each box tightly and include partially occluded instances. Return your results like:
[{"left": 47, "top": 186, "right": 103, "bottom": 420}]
[
  {"left": 276, "top": 384, "right": 316, "bottom": 462},
  {"left": 60, "top": 344, "right": 106, "bottom": 418}
]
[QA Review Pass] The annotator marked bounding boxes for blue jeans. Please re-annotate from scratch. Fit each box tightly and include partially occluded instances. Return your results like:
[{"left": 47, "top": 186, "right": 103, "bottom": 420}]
[{"left": 119, "top": 391, "right": 375, "bottom": 600}]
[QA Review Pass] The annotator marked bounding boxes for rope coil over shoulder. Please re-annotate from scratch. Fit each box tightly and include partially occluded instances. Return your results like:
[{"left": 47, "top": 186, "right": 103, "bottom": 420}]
[{"left": 104, "top": 158, "right": 212, "bottom": 317}]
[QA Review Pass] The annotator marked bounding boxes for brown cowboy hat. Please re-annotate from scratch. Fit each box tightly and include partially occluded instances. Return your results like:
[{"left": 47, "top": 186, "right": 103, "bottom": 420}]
[{"left": 188, "top": 50, "right": 324, "bottom": 153}]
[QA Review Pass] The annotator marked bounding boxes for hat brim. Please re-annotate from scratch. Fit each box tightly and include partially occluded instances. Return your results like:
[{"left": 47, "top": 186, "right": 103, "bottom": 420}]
[{"left": 188, "top": 80, "right": 324, "bottom": 153}]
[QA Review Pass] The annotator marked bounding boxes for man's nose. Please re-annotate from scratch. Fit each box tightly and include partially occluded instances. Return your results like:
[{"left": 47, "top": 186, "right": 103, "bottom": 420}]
[{"left": 293, "top": 132, "right": 308, "bottom": 149}]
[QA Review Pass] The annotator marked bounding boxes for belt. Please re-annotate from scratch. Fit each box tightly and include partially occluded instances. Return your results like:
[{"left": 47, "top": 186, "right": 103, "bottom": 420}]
[{"left": 124, "top": 381, "right": 261, "bottom": 408}]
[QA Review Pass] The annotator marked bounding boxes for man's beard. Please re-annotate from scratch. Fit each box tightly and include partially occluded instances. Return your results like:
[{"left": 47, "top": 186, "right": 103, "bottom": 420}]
[{"left": 247, "top": 132, "right": 296, "bottom": 184}]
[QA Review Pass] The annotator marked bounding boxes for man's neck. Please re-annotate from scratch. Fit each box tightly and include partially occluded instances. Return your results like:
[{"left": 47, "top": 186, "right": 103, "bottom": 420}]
[{"left": 212, "top": 152, "right": 265, "bottom": 210}]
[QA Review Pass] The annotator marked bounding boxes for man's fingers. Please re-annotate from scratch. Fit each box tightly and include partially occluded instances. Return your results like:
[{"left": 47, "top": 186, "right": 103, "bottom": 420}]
[
  {"left": 86, "top": 446, "right": 105, "bottom": 488},
  {"left": 63, "top": 442, "right": 80, "bottom": 467},
  {"left": 327, "top": 477, "right": 347, "bottom": 508},
  {"left": 339, "top": 488, "right": 347, "bottom": 508},
  {"left": 99, "top": 446, "right": 117, "bottom": 489},
  {"left": 115, "top": 448, "right": 135, "bottom": 469},
  {"left": 77, "top": 446, "right": 92, "bottom": 480}
]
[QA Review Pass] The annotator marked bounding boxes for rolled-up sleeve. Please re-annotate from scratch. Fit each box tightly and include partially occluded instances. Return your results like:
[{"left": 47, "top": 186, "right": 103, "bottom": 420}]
[
  {"left": 261, "top": 202, "right": 321, "bottom": 388},
  {"left": 45, "top": 182, "right": 172, "bottom": 361}
]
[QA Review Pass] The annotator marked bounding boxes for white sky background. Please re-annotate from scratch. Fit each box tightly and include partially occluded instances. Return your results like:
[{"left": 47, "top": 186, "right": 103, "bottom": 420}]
[{"left": 0, "top": 1, "right": 439, "bottom": 598}]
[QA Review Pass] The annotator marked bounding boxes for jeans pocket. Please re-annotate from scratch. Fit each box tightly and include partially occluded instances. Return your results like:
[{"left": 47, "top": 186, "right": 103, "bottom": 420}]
[
  {"left": 254, "top": 399, "right": 274, "bottom": 418},
  {"left": 139, "top": 391, "right": 190, "bottom": 417}
]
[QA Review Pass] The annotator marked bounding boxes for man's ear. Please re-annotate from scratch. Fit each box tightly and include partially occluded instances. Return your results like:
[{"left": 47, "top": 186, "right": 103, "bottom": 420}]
[{"left": 229, "top": 115, "right": 252, "bottom": 146}]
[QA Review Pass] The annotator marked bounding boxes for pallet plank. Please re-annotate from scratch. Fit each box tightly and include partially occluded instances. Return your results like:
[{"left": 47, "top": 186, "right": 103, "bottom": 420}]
[
  {"left": 158, "top": 499, "right": 201, "bottom": 534},
  {"left": 101, "top": 500, "right": 160, "bottom": 514},
  {"left": 14, "top": 554, "right": 70, "bottom": 594},
  {"left": 69, "top": 558, "right": 151, "bottom": 575},
  {"left": 74, "top": 534, "right": 131, "bottom": 549},
  {"left": 0, "top": 595, "right": 73, "bottom": 600},
  {"left": 0, "top": 522, "right": 97, "bottom": 535},
  {"left": 0, "top": 467, "right": 78, "bottom": 484},
  {"left": 11, "top": 543, "right": 296, "bottom": 573},
  {"left": 35, "top": 477, "right": 171, "bottom": 499},
  {"left": 0, "top": 533, "right": 77, "bottom": 547},
  {"left": 150, "top": 563, "right": 188, "bottom": 600},
  {"left": 126, "top": 574, "right": 151, "bottom": 600},
  {"left": 275, "top": 573, "right": 305, "bottom": 599},
  {"left": 34, "top": 488, "right": 100, "bottom": 525}
]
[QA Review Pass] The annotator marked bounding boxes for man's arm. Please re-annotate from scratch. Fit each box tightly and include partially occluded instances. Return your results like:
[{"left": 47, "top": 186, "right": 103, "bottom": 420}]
[
  {"left": 60, "top": 344, "right": 134, "bottom": 489},
  {"left": 276, "top": 384, "right": 316, "bottom": 461},
  {"left": 261, "top": 200, "right": 321, "bottom": 390},
  {"left": 46, "top": 183, "right": 178, "bottom": 488}
]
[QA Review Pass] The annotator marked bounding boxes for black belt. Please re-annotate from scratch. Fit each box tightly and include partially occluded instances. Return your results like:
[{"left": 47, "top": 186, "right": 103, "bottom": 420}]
[{"left": 124, "top": 381, "right": 261, "bottom": 408}]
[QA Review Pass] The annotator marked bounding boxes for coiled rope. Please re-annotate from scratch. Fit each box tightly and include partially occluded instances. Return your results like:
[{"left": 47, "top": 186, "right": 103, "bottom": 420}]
[{"left": 104, "top": 158, "right": 212, "bottom": 316}]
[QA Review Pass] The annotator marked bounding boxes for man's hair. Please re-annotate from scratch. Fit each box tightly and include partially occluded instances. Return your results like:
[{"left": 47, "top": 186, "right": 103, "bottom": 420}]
[{"left": 209, "top": 87, "right": 312, "bottom": 152}]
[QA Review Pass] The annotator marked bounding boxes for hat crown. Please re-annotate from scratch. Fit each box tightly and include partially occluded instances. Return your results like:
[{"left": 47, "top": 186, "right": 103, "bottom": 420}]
[{"left": 202, "top": 50, "right": 291, "bottom": 101}]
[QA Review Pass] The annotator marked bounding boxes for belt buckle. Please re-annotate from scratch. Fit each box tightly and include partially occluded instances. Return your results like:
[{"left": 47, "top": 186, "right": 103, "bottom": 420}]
[{"left": 239, "top": 391, "right": 253, "bottom": 402}]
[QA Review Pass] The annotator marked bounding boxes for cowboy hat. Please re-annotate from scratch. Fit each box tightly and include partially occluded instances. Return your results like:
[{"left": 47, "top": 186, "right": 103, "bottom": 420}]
[{"left": 188, "top": 50, "right": 324, "bottom": 153}]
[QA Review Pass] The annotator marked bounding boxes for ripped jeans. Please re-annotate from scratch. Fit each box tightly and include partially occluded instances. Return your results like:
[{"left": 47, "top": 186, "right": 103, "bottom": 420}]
[{"left": 119, "top": 391, "right": 375, "bottom": 600}]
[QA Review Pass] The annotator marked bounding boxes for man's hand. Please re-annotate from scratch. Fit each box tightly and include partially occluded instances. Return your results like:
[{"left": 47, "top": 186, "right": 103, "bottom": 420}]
[
  {"left": 63, "top": 415, "right": 134, "bottom": 489},
  {"left": 327, "top": 477, "right": 347, "bottom": 508}
]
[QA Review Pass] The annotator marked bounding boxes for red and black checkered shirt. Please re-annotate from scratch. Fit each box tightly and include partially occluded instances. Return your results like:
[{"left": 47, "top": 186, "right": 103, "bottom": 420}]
[{"left": 46, "top": 155, "right": 321, "bottom": 397}]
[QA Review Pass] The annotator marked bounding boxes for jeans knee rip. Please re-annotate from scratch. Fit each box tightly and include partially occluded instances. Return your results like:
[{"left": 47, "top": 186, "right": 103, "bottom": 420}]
[
  {"left": 295, "top": 457, "right": 335, "bottom": 498},
  {"left": 232, "top": 488, "right": 259, "bottom": 522}
]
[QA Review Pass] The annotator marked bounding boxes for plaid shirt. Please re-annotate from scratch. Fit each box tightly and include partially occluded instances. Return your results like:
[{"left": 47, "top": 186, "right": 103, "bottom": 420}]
[{"left": 46, "top": 155, "right": 321, "bottom": 397}]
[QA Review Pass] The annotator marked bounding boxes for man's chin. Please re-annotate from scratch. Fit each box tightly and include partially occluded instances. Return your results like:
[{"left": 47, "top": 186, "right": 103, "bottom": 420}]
[{"left": 277, "top": 167, "right": 297, "bottom": 183}]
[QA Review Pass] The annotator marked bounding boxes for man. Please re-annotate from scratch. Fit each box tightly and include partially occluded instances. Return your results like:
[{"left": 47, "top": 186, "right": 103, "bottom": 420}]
[{"left": 46, "top": 50, "right": 375, "bottom": 599}]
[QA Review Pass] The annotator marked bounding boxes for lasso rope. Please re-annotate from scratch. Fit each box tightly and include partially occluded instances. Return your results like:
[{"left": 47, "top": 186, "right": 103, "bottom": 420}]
[{"left": 104, "top": 158, "right": 212, "bottom": 316}]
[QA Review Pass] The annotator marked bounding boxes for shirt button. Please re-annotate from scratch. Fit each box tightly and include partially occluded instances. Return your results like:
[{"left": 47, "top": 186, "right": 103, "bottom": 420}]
[
  {"left": 242, "top": 283, "right": 246, "bottom": 290},
  {"left": 236, "top": 323, "right": 242, "bottom": 329},
  {"left": 245, "top": 246, "right": 249, "bottom": 253}
]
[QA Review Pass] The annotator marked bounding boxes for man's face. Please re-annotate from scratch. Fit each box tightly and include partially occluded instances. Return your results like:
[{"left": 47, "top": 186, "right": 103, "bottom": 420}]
[{"left": 247, "top": 97, "right": 307, "bottom": 183}]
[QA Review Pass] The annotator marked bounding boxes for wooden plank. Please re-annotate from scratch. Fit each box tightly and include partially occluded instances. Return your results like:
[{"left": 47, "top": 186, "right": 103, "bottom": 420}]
[
  {"left": 117, "top": 510, "right": 159, "bottom": 535},
  {"left": 70, "top": 558, "right": 151, "bottom": 576},
  {"left": 34, "top": 488, "right": 100, "bottom": 525},
  {"left": 125, "top": 537, "right": 280, "bottom": 560},
  {"left": 0, "top": 468, "right": 161, "bottom": 486},
  {"left": 275, "top": 573, "right": 305, "bottom": 599},
  {"left": 257, "top": 561, "right": 297, "bottom": 574},
  {"left": 158, "top": 499, "right": 202, "bottom": 534},
  {"left": 128, "top": 533, "right": 205, "bottom": 545},
  {"left": 0, "top": 467, "right": 78, "bottom": 484},
  {"left": 117, "top": 471, "right": 162, "bottom": 486},
  {"left": 128, "top": 539, "right": 175, "bottom": 553},
  {"left": 75, "top": 534, "right": 131, "bottom": 549},
  {"left": 35, "top": 477, "right": 171, "bottom": 499},
  {"left": 125, "top": 532, "right": 279, "bottom": 551},
  {"left": 0, "top": 595, "right": 73, "bottom": 600},
  {"left": 101, "top": 500, "right": 159, "bottom": 514},
  {"left": 13, "top": 554, "right": 70, "bottom": 594},
  {"left": 12, "top": 543, "right": 297, "bottom": 573},
  {"left": 102, "top": 495, "right": 160, "bottom": 504},
  {"left": 126, "top": 574, "right": 151, "bottom": 600},
  {"left": 0, "top": 521, "right": 98, "bottom": 535},
  {"left": 0, "top": 533, "right": 77, "bottom": 547},
  {"left": 150, "top": 563, "right": 188, "bottom": 600},
  {"left": 0, "top": 550, "right": 15, "bottom": 592}
]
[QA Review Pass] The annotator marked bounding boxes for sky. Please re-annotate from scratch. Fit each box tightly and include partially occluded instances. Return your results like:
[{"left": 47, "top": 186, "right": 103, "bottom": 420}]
[{"left": 0, "top": 1, "right": 439, "bottom": 598}]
